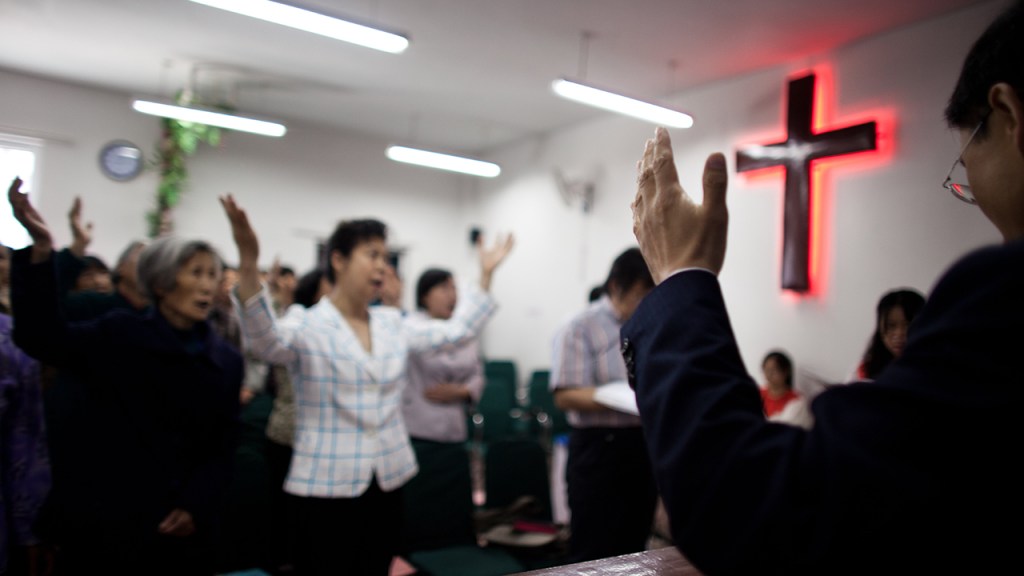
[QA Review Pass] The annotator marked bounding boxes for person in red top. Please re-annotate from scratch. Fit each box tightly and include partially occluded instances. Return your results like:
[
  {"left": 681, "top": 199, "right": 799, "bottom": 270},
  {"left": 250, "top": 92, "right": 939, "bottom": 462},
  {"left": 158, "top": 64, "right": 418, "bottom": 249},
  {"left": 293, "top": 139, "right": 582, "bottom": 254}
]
[{"left": 760, "top": 350, "right": 799, "bottom": 418}]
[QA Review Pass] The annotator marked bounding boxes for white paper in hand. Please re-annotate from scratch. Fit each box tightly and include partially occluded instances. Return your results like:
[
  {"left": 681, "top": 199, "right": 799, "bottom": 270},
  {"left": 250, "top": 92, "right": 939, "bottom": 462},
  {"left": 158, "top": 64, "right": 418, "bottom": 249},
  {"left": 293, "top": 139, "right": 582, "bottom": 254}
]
[{"left": 592, "top": 381, "right": 639, "bottom": 415}]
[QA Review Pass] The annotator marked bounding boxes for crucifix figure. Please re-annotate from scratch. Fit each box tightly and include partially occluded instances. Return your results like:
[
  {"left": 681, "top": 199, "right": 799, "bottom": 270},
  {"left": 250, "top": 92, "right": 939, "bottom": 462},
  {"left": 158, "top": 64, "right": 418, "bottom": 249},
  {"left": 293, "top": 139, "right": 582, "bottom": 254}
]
[{"left": 736, "top": 74, "right": 876, "bottom": 292}]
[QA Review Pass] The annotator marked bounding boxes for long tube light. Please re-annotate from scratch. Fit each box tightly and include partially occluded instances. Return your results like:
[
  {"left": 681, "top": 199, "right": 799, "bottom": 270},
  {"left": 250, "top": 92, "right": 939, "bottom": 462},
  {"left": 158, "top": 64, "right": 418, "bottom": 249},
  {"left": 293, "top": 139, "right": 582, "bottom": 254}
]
[
  {"left": 552, "top": 78, "right": 694, "bottom": 128},
  {"left": 132, "top": 98, "right": 287, "bottom": 137},
  {"left": 386, "top": 146, "right": 501, "bottom": 178},
  {"left": 189, "top": 0, "right": 408, "bottom": 54}
]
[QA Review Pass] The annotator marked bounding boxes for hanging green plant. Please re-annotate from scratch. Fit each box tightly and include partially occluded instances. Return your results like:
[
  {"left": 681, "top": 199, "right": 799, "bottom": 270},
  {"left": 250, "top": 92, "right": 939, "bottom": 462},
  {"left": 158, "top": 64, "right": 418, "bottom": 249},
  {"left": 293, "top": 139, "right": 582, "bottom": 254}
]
[{"left": 147, "top": 92, "right": 224, "bottom": 237}]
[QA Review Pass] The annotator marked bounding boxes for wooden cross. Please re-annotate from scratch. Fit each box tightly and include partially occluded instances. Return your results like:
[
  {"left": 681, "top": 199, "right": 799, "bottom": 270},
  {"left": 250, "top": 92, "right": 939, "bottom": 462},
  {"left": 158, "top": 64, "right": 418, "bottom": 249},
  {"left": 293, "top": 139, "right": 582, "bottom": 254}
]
[{"left": 736, "top": 74, "right": 876, "bottom": 292}]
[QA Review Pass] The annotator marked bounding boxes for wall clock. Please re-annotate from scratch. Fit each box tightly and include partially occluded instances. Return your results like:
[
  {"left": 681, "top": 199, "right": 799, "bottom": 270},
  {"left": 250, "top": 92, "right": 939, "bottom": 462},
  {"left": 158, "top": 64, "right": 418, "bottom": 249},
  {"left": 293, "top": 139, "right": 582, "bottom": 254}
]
[{"left": 98, "top": 140, "right": 144, "bottom": 182}]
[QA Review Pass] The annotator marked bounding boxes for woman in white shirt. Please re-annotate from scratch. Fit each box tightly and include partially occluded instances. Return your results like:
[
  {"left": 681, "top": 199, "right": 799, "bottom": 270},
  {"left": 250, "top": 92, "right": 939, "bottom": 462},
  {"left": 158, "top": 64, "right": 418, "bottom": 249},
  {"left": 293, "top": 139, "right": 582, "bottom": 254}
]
[{"left": 222, "top": 196, "right": 512, "bottom": 576}]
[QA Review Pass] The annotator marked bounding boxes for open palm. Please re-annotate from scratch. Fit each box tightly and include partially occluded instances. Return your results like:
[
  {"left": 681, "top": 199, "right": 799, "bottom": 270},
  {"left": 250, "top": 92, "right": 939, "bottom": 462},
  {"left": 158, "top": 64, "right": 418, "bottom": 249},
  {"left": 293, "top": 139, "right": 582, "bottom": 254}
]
[{"left": 8, "top": 177, "right": 53, "bottom": 251}]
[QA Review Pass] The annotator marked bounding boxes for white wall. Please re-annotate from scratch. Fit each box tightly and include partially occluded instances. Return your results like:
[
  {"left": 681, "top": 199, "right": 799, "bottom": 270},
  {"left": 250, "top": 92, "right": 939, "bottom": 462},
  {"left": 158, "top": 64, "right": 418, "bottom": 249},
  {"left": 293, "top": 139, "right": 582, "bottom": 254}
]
[
  {"left": 0, "top": 0, "right": 1008, "bottom": 386},
  {"left": 0, "top": 69, "right": 483, "bottom": 312},
  {"left": 475, "top": 0, "right": 1006, "bottom": 385}
]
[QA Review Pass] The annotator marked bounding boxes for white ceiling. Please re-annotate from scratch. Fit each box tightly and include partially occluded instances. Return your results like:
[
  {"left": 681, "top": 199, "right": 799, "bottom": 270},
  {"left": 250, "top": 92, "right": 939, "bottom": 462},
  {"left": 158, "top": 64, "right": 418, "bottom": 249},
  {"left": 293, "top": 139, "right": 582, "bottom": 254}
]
[{"left": 0, "top": 0, "right": 987, "bottom": 154}]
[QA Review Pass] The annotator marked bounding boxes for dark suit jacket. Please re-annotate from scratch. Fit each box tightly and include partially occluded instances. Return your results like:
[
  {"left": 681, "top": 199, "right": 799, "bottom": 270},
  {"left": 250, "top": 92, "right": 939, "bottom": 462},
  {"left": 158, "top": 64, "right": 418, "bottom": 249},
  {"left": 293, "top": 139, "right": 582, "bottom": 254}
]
[
  {"left": 621, "top": 241, "right": 1023, "bottom": 575},
  {"left": 11, "top": 248, "right": 242, "bottom": 566}
]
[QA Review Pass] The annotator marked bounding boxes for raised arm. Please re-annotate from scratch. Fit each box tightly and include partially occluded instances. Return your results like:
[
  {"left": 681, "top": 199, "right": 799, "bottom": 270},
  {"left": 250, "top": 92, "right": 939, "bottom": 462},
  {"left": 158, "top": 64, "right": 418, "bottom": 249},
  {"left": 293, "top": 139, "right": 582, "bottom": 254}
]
[
  {"left": 221, "top": 195, "right": 298, "bottom": 366},
  {"left": 7, "top": 178, "right": 89, "bottom": 367},
  {"left": 631, "top": 127, "right": 727, "bottom": 282},
  {"left": 220, "top": 195, "right": 261, "bottom": 301},
  {"left": 404, "top": 282, "right": 498, "bottom": 353},
  {"left": 8, "top": 178, "right": 52, "bottom": 264},
  {"left": 477, "top": 232, "right": 514, "bottom": 292},
  {"left": 67, "top": 196, "right": 92, "bottom": 258}
]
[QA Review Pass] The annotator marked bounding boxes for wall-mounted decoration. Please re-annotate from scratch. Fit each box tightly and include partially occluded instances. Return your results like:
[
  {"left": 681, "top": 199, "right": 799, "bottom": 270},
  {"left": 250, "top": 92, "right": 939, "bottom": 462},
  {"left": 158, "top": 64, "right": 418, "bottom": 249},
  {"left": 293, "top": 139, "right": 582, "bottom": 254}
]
[
  {"left": 736, "top": 73, "right": 877, "bottom": 293},
  {"left": 98, "top": 140, "right": 144, "bottom": 182}
]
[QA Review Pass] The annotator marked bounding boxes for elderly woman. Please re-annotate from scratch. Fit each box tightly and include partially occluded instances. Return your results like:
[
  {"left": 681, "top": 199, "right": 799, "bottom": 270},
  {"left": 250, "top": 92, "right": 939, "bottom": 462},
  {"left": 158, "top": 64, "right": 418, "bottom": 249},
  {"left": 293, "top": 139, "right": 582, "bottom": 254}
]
[{"left": 7, "top": 178, "right": 242, "bottom": 576}]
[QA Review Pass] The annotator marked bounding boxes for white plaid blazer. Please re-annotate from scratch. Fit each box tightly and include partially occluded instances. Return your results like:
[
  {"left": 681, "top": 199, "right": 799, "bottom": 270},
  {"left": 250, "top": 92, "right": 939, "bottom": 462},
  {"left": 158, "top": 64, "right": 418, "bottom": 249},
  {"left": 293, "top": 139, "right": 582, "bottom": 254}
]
[{"left": 235, "top": 285, "right": 496, "bottom": 497}]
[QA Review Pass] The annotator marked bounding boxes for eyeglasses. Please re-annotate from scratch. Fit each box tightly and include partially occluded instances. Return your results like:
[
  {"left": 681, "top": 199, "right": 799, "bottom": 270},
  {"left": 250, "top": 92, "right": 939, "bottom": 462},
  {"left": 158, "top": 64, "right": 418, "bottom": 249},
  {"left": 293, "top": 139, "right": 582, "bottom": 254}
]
[{"left": 942, "top": 118, "right": 986, "bottom": 205}]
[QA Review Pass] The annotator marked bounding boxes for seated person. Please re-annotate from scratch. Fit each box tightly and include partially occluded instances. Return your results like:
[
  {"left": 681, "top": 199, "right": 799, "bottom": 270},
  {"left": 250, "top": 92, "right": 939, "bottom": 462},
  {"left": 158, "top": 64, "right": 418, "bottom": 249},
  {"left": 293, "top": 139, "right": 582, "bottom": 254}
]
[{"left": 852, "top": 288, "right": 926, "bottom": 381}]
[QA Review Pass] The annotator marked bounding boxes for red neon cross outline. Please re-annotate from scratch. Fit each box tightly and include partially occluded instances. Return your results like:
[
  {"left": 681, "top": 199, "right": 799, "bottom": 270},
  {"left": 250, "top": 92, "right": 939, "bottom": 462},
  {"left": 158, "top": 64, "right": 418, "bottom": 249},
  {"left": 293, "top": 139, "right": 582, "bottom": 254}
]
[{"left": 736, "top": 73, "right": 877, "bottom": 293}]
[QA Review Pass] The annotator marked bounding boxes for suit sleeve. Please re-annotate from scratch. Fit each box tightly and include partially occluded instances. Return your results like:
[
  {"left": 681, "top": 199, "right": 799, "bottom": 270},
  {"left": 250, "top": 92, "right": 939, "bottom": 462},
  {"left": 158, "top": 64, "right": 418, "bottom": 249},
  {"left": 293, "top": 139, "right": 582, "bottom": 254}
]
[
  {"left": 622, "top": 245, "right": 1024, "bottom": 575},
  {"left": 622, "top": 271, "right": 824, "bottom": 574}
]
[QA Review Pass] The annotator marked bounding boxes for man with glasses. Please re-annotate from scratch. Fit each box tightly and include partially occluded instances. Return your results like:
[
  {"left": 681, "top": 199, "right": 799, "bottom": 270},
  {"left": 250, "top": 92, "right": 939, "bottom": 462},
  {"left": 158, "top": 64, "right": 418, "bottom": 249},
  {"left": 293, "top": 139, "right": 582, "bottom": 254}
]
[{"left": 622, "top": 2, "right": 1023, "bottom": 574}]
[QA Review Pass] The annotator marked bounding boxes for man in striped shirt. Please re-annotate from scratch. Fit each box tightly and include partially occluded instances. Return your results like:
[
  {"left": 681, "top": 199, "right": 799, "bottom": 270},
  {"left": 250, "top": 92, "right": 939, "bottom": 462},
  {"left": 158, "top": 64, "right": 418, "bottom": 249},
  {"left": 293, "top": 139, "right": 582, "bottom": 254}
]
[{"left": 551, "top": 247, "right": 657, "bottom": 562}]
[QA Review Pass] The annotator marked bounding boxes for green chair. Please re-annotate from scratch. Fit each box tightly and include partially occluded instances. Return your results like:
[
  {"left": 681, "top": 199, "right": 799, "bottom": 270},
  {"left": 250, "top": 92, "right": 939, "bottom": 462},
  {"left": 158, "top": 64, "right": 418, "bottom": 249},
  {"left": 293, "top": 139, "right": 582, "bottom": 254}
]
[
  {"left": 402, "top": 440, "right": 525, "bottom": 575},
  {"left": 471, "top": 360, "right": 523, "bottom": 443},
  {"left": 527, "top": 370, "right": 570, "bottom": 448},
  {"left": 483, "top": 438, "right": 553, "bottom": 522}
]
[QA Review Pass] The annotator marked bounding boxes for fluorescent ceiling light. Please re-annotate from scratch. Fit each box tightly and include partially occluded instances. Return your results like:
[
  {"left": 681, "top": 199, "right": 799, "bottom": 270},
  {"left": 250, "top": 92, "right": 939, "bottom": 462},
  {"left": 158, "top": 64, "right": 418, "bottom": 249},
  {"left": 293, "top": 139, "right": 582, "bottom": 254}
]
[
  {"left": 552, "top": 78, "right": 694, "bottom": 129},
  {"left": 132, "top": 99, "right": 287, "bottom": 137},
  {"left": 386, "top": 146, "right": 501, "bottom": 178},
  {"left": 189, "top": 0, "right": 408, "bottom": 54}
]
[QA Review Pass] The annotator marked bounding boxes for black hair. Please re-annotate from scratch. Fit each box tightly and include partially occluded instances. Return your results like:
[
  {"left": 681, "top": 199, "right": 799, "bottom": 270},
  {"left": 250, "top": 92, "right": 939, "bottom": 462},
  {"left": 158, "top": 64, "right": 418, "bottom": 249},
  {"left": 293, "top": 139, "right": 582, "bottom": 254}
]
[
  {"left": 588, "top": 284, "right": 604, "bottom": 303},
  {"left": 82, "top": 255, "right": 110, "bottom": 274},
  {"left": 945, "top": 1, "right": 1024, "bottom": 131},
  {"left": 604, "top": 247, "right": 653, "bottom": 297},
  {"left": 860, "top": 288, "right": 927, "bottom": 379},
  {"left": 762, "top": 350, "right": 794, "bottom": 390},
  {"left": 324, "top": 219, "right": 387, "bottom": 283},
  {"left": 416, "top": 268, "right": 453, "bottom": 310},
  {"left": 294, "top": 268, "right": 326, "bottom": 309},
  {"left": 279, "top": 266, "right": 296, "bottom": 277}
]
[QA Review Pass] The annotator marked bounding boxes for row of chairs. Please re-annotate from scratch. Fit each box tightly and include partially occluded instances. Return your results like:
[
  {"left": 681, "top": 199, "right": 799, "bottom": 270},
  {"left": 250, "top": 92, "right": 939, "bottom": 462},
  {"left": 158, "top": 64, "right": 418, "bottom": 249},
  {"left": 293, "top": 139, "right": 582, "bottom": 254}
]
[
  {"left": 402, "top": 437, "right": 566, "bottom": 575},
  {"left": 469, "top": 361, "right": 570, "bottom": 448},
  {"left": 397, "top": 361, "right": 573, "bottom": 574}
]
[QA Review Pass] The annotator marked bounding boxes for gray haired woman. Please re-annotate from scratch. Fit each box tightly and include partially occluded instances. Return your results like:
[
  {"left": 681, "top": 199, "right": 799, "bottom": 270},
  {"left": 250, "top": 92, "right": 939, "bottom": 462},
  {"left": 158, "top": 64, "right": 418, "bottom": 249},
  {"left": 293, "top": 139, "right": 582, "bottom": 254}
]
[{"left": 8, "top": 177, "right": 242, "bottom": 576}]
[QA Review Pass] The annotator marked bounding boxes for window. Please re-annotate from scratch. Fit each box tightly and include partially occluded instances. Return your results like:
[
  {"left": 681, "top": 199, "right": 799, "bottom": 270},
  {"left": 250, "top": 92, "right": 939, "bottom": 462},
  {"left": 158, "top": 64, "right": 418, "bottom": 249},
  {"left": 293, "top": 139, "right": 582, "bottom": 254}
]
[{"left": 0, "top": 134, "right": 43, "bottom": 249}]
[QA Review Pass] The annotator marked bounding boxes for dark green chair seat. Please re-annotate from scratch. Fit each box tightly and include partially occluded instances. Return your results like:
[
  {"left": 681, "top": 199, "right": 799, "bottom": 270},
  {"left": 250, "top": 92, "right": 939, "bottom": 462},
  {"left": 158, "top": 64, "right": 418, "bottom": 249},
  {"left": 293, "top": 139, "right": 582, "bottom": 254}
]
[
  {"left": 408, "top": 546, "right": 525, "bottom": 576},
  {"left": 483, "top": 438, "right": 552, "bottom": 522},
  {"left": 403, "top": 440, "right": 525, "bottom": 575}
]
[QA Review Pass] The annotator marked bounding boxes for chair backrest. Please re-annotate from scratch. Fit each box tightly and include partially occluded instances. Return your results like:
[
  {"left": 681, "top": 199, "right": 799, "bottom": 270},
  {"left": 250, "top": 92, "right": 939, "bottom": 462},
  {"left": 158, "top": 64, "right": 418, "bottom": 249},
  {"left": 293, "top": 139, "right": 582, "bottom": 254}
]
[
  {"left": 476, "top": 359, "right": 521, "bottom": 442},
  {"left": 483, "top": 438, "right": 553, "bottom": 522},
  {"left": 403, "top": 440, "right": 477, "bottom": 551},
  {"left": 528, "top": 370, "right": 570, "bottom": 438},
  {"left": 484, "top": 359, "right": 518, "bottom": 393}
]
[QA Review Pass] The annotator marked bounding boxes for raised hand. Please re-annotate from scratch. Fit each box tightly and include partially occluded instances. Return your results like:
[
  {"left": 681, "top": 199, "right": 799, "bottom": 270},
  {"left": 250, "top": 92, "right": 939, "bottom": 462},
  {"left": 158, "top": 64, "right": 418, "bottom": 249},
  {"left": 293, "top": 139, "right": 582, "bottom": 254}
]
[
  {"left": 68, "top": 196, "right": 93, "bottom": 257},
  {"left": 219, "top": 194, "right": 261, "bottom": 301},
  {"left": 8, "top": 177, "right": 54, "bottom": 263},
  {"left": 267, "top": 256, "right": 282, "bottom": 294},
  {"left": 477, "top": 232, "right": 515, "bottom": 291},
  {"left": 480, "top": 233, "right": 515, "bottom": 271},
  {"left": 220, "top": 194, "right": 259, "bottom": 266},
  {"left": 631, "top": 127, "right": 729, "bottom": 283}
]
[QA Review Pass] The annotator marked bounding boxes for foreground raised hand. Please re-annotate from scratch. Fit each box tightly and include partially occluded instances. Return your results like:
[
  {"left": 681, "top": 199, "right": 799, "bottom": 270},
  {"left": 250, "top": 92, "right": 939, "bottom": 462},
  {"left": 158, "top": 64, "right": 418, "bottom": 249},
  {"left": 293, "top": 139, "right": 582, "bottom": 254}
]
[
  {"left": 7, "top": 177, "right": 53, "bottom": 263},
  {"left": 631, "top": 127, "right": 729, "bottom": 284}
]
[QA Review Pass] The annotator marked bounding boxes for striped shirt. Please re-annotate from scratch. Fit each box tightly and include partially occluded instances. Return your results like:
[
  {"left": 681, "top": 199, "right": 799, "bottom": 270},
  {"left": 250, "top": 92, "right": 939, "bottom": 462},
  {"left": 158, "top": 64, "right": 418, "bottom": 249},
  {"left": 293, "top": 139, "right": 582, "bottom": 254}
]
[
  {"left": 235, "top": 285, "right": 496, "bottom": 497},
  {"left": 550, "top": 296, "right": 642, "bottom": 428}
]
